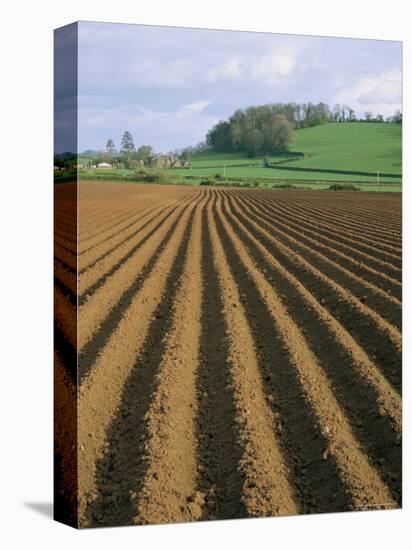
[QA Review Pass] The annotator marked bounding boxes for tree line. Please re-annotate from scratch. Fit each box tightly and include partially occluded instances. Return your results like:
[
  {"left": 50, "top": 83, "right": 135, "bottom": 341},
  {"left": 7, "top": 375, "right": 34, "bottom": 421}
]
[
  {"left": 101, "top": 131, "right": 155, "bottom": 167},
  {"left": 101, "top": 131, "right": 205, "bottom": 167},
  {"left": 206, "top": 103, "right": 402, "bottom": 156}
]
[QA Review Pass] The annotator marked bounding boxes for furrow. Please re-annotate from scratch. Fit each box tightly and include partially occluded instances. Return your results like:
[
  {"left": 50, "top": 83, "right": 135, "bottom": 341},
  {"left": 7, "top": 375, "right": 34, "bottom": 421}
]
[
  {"left": 240, "top": 193, "right": 402, "bottom": 298},
  {"left": 78, "top": 202, "right": 169, "bottom": 272},
  {"left": 78, "top": 199, "right": 189, "bottom": 351},
  {"left": 54, "top": 230, "right": 77, "bottom": 251},
  {"left": 78, "top": 202, "right": 160, "bottom": 255},
  {"left": 257, "top": 194, "right": 402, "bottom": 269},
  {"left": 193, "top": 198, "right": 249, "bottom": 520},
  {"left": 214, "top": 192, "right": 397, "bottom": 511},
  {"left": 213, "top": 198, "right": 352, "bottom": 514},
  {"left": 206, "top": 193, "right": 298, "bottom": 518},
  {"left": 78, "top": 201, "right": 142, "bottom": 241},
  {"left": 54, "top": 285, "right": 77, "bottom": 350},
  {"left": 220, "top": 193, "right": 402, "bottom": 502},
  {"left": 282, "top": 193, "right": 402, "bottom": 229},
  {"left": 227, "top": 193, "right": 402, "bottom": 392},
  {"left": 133, "top": 197, "right": 204, "bottom": 525},
  {"left": 233, "top": 189, "right": 402, "bottom": 319},
  {"left": 54, "top": 258, "right": 77, "bottom": 299},
  {"left": 54, "top": 350, "right": 78, "bottom": 526},
  {"left": 78, "top": 200, "right": 186, "bottom": 298},
  {"left": 78, "top": 199, "right": 200, "bottom": 526},
  {"left": 78, "top": 189, "right": 192, "bottom": 247},
  {"left": 265, "top": 193, "right": 401, "bottom": 246},
  {"left": 54, "top": 284, "right": 77, "bottom": 384},
  {"left": 54, "top": 237, "right": 78, "bottom": 267}
]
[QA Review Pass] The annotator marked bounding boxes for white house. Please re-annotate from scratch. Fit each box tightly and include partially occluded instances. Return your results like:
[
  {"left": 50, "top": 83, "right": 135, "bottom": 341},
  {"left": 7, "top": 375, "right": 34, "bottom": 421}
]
[{"left": 97, "top": 162, "right": 112, "bottom": 169}]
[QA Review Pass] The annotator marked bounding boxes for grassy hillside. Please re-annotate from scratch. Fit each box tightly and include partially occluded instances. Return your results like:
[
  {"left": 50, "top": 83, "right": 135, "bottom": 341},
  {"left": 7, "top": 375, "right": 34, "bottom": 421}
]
[
  {"left": 289, "top": 122, "right": 402, "bottom": 174},
  {"left": 166, "top": 122, "right": 401, "bottom": 187}
]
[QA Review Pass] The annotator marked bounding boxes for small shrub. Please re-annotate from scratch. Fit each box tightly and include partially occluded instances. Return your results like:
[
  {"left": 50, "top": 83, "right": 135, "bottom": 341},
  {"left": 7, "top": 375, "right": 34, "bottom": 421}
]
[
  {"left": 133, "top": 170, "right": 168, "bottom": 183},
  {"left": 134, "top": 169, "right": 147, "bottom": 180},
  {"left": 200, "top": 178, "right": 216, "bottom": 186},
  {"left": 270, "top": 182, "right": 295, "bottom": 189},
  {"left": 125, "top": 160, "right": 140, "bottom": 169},
  {"left": 156, "top": 171, "right": 168, "bottom": 184},
  {"left": 328, "top": 183, "right": 360, "bottom": 191}
]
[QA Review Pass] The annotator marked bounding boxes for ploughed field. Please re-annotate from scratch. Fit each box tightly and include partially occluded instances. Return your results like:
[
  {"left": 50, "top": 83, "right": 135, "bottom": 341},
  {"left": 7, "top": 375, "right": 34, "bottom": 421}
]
[{"left": 54, "top": 182, "right": 402, "bottom": 527}]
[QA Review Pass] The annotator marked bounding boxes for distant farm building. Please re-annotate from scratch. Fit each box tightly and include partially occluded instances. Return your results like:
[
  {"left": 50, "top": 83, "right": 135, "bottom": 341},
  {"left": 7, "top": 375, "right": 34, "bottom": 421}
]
[
  {"left": 97, "top": 162, "right": 113, "bottom": 169},
  {"left": 148, "top": 154, "right": 185, "bottom": 169},
  {"left": 149, "top": 154, "right": 173, "bottom": 169}
]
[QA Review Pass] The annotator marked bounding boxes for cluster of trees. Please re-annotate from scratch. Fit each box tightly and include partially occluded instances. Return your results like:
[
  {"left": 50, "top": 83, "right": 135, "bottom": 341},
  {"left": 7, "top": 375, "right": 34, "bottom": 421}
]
[
  {"left": 102, "top": 131, "right": 155, "bottom": 167},
  {"left": 77, "top": 102, "right": 402, "bottom": 166},
  {"left": 102, "top": 132, "right": 209, "bottom": 167},
  {"left": 206, "top": 106, "right": 297, "bottom": 156},
  {"left": 331, "top": 106, "right": 402, "bottom": 124},
  {"left": 105, "top": 132, "right": 210, "bottom": 166},
  {"left": 362, "top": 110, "right": 402, "bottom": 124},
  {"left": 171, "top": 141, "right": 208, "bottom": 162},
  {"left": 207, "top": 102, "right": 332, "bottom": 152},
  {"left": 207, "top": 102, "right": 402, "bottom": 155}
]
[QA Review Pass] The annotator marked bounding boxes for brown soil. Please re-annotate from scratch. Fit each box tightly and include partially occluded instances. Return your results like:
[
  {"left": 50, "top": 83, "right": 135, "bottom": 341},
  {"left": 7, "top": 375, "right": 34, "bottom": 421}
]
[{"left": 54, "top": 183, "right": 402, "bottom": 528}]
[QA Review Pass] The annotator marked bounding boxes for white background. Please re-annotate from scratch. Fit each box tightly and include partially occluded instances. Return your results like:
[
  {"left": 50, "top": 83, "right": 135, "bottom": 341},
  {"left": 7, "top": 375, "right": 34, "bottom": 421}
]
[{"left": 0, "top": 0, "right": 410, "bottom": 547}]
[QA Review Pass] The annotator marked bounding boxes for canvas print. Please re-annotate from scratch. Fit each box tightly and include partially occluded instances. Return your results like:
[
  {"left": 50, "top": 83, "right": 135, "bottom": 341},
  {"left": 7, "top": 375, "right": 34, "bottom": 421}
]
[{"left": 54, "top": 21, "right": 402, "bottom": 528}]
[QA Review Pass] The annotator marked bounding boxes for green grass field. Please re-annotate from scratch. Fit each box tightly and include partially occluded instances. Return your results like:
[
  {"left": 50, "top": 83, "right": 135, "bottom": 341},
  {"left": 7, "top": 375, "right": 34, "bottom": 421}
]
[
  {"left": 76, "top": 122, "right": 402, "bottom": 192},
  {"left": 288, "top": 122, "right": 402, "bottom": 174},
  {"left": 170, "top": 164, "right": 399, "bottom": 183},
  {"left": 165, "top": 123, "right": 401, "bottom": 188}
]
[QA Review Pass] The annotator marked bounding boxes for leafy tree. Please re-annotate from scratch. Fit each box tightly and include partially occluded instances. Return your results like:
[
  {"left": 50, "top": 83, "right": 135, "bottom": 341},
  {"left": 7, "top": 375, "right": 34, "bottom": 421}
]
[
  {"left": 243, "top": 126, "right": 263, "bottom": 156},
  {"left": 392, "top": 110, "right": 403, "bottom": 124},
  {"left": 262, "top": 115, "right": 293, "bottom": 153},
  {"left": 179, "top": 149, "right": 191, "bottom": 162},
  {"left": 120, "top": 131, "right": 135, "bottom": 161},
  {"left": 106, "top": 138, "right": 116, "bottom": 156},
  {"left": 136, "top": 145, "right": 154, "bottom": 160},
  {"left": 347, "top": 108, "right": 356, "bottom": 121},
  {"left": 332, "top": 104, "right": 342, "bottom": 122},
  {"left": 206, "top": 121, "right": 232, "bottom": 152}
]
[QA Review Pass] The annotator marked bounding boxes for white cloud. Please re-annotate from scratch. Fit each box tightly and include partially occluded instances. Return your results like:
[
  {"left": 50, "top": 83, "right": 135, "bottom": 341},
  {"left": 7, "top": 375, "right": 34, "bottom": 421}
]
[
  {"left": 203, "top": 46, "right": 301, "bottom": 87},
  {"left": 128, "top": 57, "right": 196, "bottom": 89},
  {"left": 333, "top": 70, "right": 402, "bottom": 117},
  {"left": 125, "top": 46, "right": 301, "bottom": 90},
  {"left": 178, "top": 100, "right": 212, "bottom": 114},
  {"left": 250, "top": 48, "right": 298, "bottom": 85},
  {"left": 204, "top": 58, "right": 243, "bottom": 83},
  {"left": 358, "top": 71, "right": 401, "bottom": 105}
]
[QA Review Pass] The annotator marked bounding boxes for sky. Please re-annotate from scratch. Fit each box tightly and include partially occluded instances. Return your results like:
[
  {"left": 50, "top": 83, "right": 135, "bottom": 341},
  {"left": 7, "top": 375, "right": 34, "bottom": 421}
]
[{"left": 73, "top": 21, "right": 402, "bottom": 154}]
